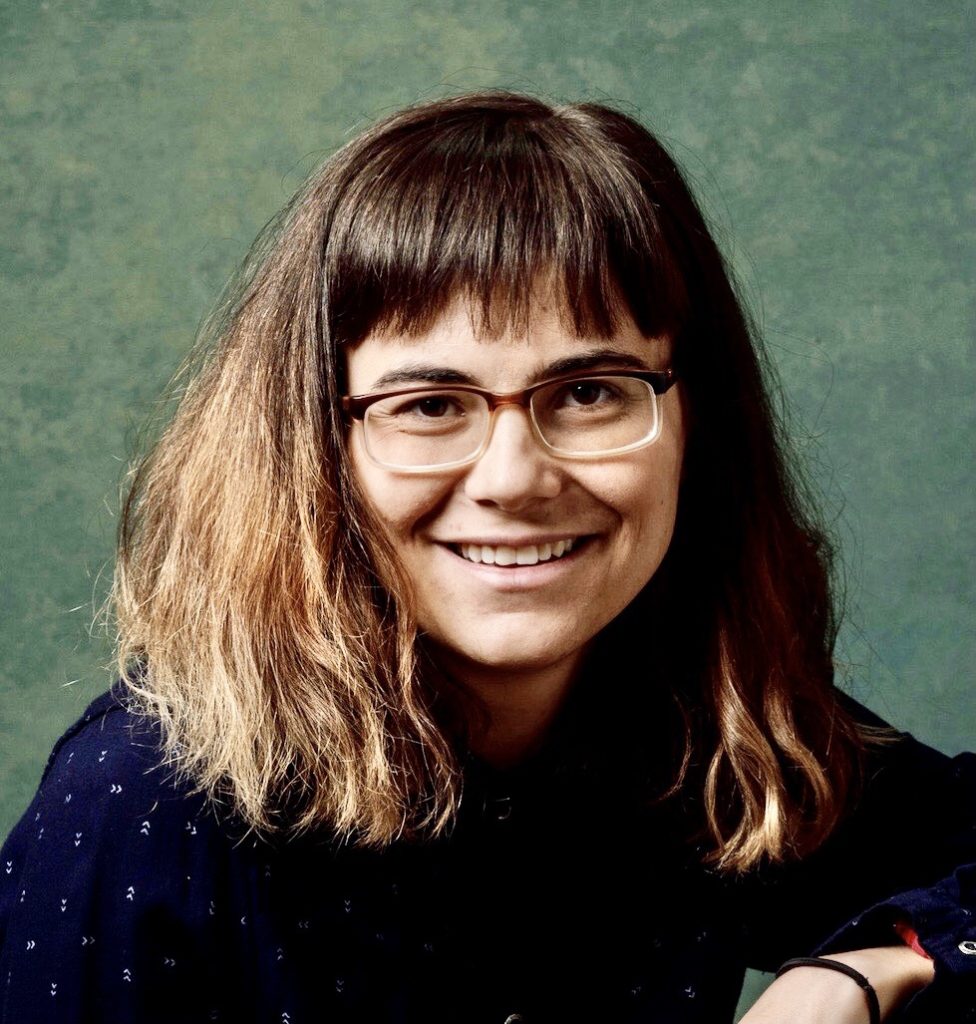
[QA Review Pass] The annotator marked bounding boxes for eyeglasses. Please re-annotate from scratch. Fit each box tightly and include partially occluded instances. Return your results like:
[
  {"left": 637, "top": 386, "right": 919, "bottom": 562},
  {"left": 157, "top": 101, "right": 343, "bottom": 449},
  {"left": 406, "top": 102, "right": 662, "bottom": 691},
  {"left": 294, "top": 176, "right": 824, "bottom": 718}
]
[{"left": 341, "top": 369, "right": 678, "bottom": 472}]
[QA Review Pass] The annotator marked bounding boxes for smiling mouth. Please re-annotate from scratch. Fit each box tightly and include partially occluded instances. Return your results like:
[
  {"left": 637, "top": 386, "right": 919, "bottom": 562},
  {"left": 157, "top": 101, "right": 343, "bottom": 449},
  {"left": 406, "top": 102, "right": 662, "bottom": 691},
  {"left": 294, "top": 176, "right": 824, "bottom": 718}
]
[{"left": 450, "top": 537, "right": 589, "bottom": 566}]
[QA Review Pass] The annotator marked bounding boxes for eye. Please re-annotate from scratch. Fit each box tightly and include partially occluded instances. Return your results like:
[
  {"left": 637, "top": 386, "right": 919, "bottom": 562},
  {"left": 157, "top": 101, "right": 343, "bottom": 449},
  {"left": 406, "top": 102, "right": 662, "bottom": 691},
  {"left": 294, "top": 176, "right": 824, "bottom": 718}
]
[
  {"left": 554, "top": 379, "right": 623, "bottom": 407},
  {"left": 373, "top": 391, "right": 476, "bottom": 432},
  {"left": 397, "top": 394, "right": 464, "bottom": 418},
  {"left": 564, "top": 381, "right": 611, "bottom": 406}
]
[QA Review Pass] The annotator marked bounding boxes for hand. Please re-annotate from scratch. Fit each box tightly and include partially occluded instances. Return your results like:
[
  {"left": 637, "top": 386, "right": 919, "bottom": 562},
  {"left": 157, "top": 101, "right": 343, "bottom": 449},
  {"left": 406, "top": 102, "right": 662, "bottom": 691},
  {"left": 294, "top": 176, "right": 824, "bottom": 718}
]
[{"left": 738, "top": 945, "right": 935, "bottom": 1023}]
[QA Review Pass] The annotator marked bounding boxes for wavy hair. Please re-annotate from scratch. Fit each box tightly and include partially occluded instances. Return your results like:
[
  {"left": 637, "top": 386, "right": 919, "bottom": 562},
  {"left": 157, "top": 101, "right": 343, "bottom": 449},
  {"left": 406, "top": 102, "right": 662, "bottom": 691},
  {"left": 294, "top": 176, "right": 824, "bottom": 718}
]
[{"left": 108, "top": 91, "right": 875, "bottom": 871}]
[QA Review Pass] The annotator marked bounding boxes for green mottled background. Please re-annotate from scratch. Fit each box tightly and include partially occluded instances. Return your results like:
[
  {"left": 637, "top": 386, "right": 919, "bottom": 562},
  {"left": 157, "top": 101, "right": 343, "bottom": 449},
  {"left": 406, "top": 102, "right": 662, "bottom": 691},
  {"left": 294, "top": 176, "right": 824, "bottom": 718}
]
[{"left": 1, "top": 1, "right": 973, "bottom": 1015}]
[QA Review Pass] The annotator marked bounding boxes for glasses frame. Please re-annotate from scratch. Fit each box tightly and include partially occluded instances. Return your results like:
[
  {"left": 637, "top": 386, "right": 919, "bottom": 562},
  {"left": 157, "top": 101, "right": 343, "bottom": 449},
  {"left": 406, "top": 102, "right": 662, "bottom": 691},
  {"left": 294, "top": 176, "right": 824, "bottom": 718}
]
[{"left": 341, "top": 368, "right": 679, "bottom": 473}]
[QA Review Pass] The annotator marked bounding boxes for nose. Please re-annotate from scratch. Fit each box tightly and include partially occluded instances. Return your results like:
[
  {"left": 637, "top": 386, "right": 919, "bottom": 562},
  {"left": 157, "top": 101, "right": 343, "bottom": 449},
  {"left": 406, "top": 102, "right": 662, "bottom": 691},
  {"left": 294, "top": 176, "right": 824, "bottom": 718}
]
[{"left": 461, "top": 405, "right": 563, "bottom": 509}]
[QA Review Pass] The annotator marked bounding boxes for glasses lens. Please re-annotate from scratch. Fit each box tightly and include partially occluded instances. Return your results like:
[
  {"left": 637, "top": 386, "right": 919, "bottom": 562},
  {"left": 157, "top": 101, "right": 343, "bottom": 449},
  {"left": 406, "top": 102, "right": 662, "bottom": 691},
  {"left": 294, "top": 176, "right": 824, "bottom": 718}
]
[
  {"left": 364, "top": 390, "right": 489, "bottom": 468},
  {"left": 531, "top": 376, "right": 659, "bottom": 453}
]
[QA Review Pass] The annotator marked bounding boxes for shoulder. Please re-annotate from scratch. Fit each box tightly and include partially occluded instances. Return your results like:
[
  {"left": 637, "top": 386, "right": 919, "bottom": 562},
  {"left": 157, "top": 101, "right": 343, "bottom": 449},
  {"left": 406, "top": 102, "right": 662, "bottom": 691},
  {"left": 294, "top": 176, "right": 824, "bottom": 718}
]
[
  {"left": 45, "top": 681, "right": 171, "bottom": 772},
  {"left": 0, "top": 687, "right": 252, "bottom": 1022},
  {"left": 837, "top": 691, "right": 976, "bottom": 817},
  {"left": 802, "top": 693, "right": 976, "bottom": 913},
  {"left": 1, "top": 684, "right": 219, "bottom": 919},
  {"left": 33, "top": 682, "right": 201, "bottom": 823}
]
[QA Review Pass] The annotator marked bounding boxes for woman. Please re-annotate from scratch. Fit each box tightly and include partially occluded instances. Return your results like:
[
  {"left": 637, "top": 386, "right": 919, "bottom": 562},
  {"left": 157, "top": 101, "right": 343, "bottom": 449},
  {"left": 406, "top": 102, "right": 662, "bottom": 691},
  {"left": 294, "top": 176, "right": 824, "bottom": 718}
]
[{"left": 1, "top": 91, "right": 973, "bottom": 1023}]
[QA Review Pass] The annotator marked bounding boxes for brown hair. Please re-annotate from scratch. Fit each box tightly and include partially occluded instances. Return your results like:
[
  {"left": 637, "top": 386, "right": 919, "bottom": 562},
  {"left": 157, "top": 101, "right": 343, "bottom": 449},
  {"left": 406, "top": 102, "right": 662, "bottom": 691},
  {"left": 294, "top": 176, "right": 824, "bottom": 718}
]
[{"left": 108, "top": 91, "right": 873, "bottom": 871}]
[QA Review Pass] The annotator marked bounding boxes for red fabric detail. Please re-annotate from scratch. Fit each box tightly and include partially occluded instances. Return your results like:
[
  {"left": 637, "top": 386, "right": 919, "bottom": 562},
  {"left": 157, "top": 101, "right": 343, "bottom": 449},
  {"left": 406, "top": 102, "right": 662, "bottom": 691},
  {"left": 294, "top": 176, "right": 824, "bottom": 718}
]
[{"left": 893, "top": 919, "right": 933, "bottom": 960}]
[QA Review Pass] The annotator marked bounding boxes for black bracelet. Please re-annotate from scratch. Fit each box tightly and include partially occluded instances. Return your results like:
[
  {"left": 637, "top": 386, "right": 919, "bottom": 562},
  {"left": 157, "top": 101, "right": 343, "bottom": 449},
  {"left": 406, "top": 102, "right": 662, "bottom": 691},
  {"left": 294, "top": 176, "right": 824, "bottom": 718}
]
[{"left": 776, "top": 957, "right": 881, "bottom": 1024}]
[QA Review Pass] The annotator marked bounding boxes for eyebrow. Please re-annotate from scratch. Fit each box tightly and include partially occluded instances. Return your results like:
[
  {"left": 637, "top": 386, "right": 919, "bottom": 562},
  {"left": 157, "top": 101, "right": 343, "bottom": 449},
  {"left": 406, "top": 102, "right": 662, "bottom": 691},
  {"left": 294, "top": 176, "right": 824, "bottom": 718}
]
[{"left": 365, "top": 348, "right": 656, "bottom": 391}]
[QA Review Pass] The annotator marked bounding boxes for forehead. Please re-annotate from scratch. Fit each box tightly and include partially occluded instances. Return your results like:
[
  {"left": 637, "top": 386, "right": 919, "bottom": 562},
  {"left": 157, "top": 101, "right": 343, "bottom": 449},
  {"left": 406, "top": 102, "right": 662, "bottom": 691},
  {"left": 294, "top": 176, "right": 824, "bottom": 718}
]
[{"left": 344, "top": 295, "right": 671, "bottom": 394}]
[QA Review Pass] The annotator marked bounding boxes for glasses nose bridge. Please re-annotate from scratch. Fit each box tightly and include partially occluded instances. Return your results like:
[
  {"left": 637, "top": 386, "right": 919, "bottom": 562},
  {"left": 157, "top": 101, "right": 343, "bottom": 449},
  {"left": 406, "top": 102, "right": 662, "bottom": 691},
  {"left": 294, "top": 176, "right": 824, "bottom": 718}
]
[
  {"left": 479, "top": 387, "right": 546, "bottom": 455},
  {"left": 483, "top": 386, "right": 535, "bottom": 413}
]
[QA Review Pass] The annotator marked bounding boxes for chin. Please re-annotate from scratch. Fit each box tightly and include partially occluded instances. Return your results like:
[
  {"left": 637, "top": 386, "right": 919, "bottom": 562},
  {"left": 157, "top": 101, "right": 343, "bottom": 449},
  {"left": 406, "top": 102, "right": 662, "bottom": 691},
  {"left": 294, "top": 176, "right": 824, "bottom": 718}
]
[{"left": 427, "top": 630, "right": 585, "bottom": 678}]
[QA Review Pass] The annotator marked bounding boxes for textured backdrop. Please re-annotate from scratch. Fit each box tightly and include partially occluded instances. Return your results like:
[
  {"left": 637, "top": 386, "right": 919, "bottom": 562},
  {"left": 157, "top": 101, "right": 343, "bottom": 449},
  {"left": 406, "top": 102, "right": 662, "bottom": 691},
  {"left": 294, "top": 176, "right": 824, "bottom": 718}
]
[{"left": 1, "top": 2, "right": 973, "bottom": 1016}]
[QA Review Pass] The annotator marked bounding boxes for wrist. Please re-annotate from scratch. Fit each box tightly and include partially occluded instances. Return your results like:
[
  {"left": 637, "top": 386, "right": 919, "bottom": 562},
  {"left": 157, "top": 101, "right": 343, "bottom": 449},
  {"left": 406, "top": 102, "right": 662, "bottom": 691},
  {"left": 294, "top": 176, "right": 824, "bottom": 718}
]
[
  {"left": 776, "top": 956, "right": 881, "bottom": 1024},
  {"left": 823, "top": 945, "right": 935, "bottom": 1007}
]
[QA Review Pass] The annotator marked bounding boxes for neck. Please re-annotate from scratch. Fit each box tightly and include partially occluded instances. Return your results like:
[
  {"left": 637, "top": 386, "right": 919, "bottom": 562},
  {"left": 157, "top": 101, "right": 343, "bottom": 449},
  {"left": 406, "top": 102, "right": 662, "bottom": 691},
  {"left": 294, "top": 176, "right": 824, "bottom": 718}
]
[{"left": 433, "top": 647, "right": 589, "bottom": 769}]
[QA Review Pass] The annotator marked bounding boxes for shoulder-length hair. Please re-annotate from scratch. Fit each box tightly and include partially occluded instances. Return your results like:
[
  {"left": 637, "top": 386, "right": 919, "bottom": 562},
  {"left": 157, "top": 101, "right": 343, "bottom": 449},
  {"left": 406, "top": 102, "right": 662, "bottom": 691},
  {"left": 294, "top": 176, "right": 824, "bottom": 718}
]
[{"left": 109, "top": 90, "right": 873, "bottom": 872}]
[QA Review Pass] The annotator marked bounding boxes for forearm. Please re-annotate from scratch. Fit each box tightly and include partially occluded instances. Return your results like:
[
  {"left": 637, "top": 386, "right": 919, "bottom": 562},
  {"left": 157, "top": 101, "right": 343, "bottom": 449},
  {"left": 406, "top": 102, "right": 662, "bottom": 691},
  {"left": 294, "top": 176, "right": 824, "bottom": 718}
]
[{"left": 740, "top": 945, "right": 934, "bottom": 1023}]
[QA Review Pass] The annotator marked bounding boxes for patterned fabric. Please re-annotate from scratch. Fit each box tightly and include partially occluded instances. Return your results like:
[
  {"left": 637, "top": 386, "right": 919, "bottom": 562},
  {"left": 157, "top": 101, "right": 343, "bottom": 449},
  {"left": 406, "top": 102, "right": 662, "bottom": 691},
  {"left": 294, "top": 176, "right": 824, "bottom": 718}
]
[{"left": 1, "top": 681, "right": 975, "bottom": 1023}]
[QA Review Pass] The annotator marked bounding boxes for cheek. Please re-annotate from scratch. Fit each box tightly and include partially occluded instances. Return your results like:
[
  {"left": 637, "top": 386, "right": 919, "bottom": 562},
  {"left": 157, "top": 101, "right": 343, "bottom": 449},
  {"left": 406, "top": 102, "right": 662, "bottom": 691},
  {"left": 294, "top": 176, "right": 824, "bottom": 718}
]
[
  {"left": 594, "top": 446, "right": 683, "bottom": 534},
  {"left": 637, "top": 421, "right": 685, "bottom": 534},
  {"left": 348, "top": 431, "right": 455, "bottom": 537},
  {"left": 615, "top": 461, "right": 683, "bottom": 593}
]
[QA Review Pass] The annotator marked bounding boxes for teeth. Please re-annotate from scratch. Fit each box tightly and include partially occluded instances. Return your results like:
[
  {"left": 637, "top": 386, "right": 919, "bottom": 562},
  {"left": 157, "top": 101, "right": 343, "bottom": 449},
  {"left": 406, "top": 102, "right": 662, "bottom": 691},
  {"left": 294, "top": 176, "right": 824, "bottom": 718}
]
[
  {"left": 458, "top": 538, "right": 577, "bottom": 566},
  {"left": 494, "top": 546, "right": 517, "bottom": 566}
]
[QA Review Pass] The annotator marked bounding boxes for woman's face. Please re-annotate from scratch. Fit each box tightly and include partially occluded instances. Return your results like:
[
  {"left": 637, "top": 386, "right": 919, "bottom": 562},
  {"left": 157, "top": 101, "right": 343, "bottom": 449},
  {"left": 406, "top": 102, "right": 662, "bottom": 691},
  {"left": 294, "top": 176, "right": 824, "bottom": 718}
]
[{"left": 345, "top": 294, "right": 686, "bottom": 684}]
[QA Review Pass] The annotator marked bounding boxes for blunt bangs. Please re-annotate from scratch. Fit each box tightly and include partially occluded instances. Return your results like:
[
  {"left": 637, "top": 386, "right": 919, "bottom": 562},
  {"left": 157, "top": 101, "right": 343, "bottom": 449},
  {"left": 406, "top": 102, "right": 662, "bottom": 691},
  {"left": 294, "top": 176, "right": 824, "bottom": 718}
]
[{"left": 321, "top": 93, "right": 690, "bottom": 348}]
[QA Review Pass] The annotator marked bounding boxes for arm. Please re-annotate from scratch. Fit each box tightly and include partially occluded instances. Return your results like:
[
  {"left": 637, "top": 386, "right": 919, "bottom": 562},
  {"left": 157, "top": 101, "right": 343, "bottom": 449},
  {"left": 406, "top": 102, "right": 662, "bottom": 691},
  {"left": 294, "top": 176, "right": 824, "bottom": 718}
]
[{"left": 739, "top": 946, "right": 935, "bottom": 1023}]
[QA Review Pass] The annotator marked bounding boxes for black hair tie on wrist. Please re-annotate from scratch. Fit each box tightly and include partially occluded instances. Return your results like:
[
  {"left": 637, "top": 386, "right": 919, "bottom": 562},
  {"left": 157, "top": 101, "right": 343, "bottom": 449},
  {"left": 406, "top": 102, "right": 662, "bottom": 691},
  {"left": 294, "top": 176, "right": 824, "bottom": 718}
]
[{"left": 776, "top": 956, "right": 881, "bottom": 1024}]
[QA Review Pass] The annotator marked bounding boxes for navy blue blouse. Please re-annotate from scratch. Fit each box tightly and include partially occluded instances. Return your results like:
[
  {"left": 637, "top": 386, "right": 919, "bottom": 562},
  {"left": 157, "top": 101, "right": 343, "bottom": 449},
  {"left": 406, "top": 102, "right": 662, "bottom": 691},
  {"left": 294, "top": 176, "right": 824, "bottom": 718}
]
[{"left": 2, "top": 681, "right": 976, "bottom": 1023}]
